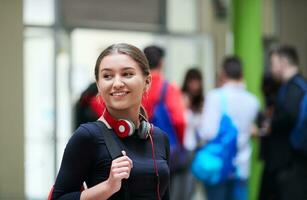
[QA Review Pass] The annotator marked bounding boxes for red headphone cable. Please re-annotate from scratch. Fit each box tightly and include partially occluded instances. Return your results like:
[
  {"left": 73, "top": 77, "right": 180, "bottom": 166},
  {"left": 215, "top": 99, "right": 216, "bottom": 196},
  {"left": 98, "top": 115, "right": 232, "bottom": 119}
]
[{"left": 148, "top": 125, "right": 161, "bottom": 200}]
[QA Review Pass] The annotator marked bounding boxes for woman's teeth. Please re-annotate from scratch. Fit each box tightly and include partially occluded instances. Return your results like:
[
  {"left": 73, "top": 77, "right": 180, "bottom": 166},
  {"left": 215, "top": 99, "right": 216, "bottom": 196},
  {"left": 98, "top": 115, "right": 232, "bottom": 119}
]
[{"left": 112, "top": 92, "right": 127, "bottom": 96}]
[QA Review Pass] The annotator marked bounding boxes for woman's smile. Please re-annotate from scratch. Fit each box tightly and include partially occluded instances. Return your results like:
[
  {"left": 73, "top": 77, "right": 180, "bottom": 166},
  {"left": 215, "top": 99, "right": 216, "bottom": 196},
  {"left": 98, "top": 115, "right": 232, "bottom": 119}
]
[{"left": 110, "top": 91, "right": 130, "bottom": 97}]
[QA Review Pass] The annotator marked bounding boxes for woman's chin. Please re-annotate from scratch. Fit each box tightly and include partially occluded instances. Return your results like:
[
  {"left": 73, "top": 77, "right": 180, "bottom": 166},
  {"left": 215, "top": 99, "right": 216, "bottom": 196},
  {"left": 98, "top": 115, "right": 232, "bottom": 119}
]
[{"left": 108, "top": 103, "right": 130, "bottom": 111}]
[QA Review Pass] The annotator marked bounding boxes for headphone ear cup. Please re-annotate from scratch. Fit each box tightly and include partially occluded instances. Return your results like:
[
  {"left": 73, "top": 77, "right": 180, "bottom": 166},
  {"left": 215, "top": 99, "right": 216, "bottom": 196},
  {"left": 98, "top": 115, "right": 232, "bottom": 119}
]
[
  {"left": 115, "top": 119, "right": 135, "bottom": 138},
  {"left": 125, "top": 120, "right": 135, "bottom": 136},
  {"left": 138, "top": 121, "right": 151, "bottom": 139}
]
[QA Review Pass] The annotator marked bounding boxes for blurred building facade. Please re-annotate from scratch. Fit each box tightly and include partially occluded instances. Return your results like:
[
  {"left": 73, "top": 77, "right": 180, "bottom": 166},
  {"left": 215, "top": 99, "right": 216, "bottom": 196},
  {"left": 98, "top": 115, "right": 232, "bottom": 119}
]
[{"left": 0, "top": 0, "right": 307, "bottom": 199}]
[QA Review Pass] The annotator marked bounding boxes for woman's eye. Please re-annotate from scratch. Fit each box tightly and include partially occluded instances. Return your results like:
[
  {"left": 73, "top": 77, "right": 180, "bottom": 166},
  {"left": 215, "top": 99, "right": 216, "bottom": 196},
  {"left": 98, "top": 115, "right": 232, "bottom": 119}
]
[
  {"left": 103, "top": 74, "right": 112, "bottom": 79},
  {"left": 123, "top": 72, "right": 133, "bottom": 77}
]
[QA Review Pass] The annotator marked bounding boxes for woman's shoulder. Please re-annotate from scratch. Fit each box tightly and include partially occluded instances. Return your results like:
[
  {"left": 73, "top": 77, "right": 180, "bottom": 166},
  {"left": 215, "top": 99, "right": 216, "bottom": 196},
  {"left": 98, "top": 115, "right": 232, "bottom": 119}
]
[
  {"left": 152, "top": 126, "right": 170, "bottom": 145},
  {"left": 72, "top": 121, "right": 105, "bottom": 143},
  {"left": 62, "top": 122, "right": 100, "bottom": 152}
]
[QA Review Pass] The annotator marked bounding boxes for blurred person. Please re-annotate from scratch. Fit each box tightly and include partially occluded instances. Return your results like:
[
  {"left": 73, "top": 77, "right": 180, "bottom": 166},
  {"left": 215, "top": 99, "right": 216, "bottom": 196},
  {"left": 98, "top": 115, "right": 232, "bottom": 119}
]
[
  {"left": 50, "top": 43, "right": 170, "bottom": 200},
  {"left": 181, "top": 68, "right": 205, "bottom": 199},
  {"left": 198, "top": 57, "right": 259, "bottom": 200},
  {"left": 257, "top": 71, "right": 281, "bottom": 200},
  {"left": 182, "top": 68, "right": 204, "bottom": 151},
  {"left": 74, "top": 82, "right": 104, "bottom": 129},
  {"left": 142, "top": 45, "right": 187, "bottom": 200},
  {"left": 257, "top": 72, "right": 281, "bottom": 155},
  {"left": 260, "top": 45, "right": 307, "bottom": 200}
]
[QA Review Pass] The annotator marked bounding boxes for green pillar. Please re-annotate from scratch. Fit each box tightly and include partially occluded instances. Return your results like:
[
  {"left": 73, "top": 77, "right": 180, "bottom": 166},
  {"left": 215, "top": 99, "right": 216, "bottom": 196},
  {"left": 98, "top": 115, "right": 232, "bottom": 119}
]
[
  {"left": 233, "top": 1, "right": 263, "bottom": 200},
  {"left": 233, "top": 0, "right": 263, "bottom": 98}
]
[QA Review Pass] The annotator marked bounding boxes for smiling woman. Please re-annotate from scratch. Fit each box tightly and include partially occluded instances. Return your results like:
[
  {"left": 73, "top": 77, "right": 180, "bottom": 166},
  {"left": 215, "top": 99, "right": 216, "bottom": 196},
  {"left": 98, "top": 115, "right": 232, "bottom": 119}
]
[{"left": 50, "top": 43, "right": 170, "bottom": 200}]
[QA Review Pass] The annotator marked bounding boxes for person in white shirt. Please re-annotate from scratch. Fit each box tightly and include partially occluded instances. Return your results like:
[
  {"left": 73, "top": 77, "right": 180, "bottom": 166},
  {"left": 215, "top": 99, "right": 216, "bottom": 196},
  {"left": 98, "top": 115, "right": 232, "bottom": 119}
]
[{"left": 199, "top": 57, "right": 259, "bottom": 200}]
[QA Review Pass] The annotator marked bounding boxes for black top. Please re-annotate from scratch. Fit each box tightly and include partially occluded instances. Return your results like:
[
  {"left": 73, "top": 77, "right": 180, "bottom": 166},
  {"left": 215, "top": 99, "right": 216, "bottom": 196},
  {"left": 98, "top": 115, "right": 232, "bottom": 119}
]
[
  {"left": 265, "top": 74, "right": 306, "bottom": 170},
  {"left": 51, "top": 121, "right": 170, "bottom": 200}
]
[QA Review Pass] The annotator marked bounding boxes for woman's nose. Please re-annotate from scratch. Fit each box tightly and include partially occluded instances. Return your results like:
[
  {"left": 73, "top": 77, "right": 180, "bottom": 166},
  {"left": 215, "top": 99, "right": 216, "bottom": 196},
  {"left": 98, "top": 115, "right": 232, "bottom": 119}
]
[{"left": 113, "top": 75, "right": 125, "bottom": 89}]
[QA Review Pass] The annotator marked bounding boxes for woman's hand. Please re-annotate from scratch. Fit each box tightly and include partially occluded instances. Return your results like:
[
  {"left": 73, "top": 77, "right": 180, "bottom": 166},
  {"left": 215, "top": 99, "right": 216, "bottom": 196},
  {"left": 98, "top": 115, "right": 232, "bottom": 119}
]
[
  {"left": 106, "top": 151, "right": 133, "bottom": 193},
  {"left": 80, "top": 151, "right": 133, "bottom": 200}
]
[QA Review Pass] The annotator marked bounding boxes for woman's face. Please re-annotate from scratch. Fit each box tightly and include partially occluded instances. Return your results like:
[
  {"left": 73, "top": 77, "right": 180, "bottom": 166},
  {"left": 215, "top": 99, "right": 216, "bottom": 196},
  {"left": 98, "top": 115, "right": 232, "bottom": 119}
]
[
  {"left": 97, "top": 53, "right": 150, "bottom": 112},
  {"left": 187, "top": 79, "right": 201, "bottom": 96}
]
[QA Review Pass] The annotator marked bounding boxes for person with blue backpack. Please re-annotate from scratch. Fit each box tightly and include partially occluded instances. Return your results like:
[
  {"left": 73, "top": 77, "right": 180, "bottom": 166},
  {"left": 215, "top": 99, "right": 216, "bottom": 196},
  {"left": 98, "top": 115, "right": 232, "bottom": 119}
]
[
  {"left": 142, "top": 45, "right": 190, "bottom": 200},
  {"left": 261, "top": 45, "right": 307, "bottom": 200},
  {"left": 193, "top": 57, "right": 259, "bottom": 200}
]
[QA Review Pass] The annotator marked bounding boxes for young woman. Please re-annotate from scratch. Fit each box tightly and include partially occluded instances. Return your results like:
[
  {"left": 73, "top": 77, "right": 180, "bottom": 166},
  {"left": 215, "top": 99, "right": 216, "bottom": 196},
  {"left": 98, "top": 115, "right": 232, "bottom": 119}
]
[
  {"left": 175, "top": 68, "right": 204, "bottom": 200},
  {"left": 181, "top": 68, "right": 204, "bottom": 151},
  {"left": 50, "top": 43, "right": 170, "bottom": 200}
]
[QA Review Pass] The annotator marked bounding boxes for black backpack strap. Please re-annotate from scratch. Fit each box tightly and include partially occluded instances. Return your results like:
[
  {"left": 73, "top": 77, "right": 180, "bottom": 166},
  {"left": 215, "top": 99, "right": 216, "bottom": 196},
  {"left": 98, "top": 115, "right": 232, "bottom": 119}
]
[
  {"left": 159, "top": 81, "right": 168, "bottom": 103},
  {"left": 93, "top": 121, "right": 130, "bottom": 200},
  {"left": 94, "top": 121, "right": 122, "bottom": 159}
]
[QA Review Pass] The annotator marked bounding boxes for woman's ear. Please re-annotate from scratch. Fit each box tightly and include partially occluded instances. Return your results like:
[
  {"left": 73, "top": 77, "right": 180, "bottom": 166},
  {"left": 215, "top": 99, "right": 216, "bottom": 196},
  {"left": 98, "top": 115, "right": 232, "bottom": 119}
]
[
  {"left": 144, "top": 75, "right": 152, "bottom": 92},
  {"left": 96, "top": 82, "right": 101, "bottom": 93}
]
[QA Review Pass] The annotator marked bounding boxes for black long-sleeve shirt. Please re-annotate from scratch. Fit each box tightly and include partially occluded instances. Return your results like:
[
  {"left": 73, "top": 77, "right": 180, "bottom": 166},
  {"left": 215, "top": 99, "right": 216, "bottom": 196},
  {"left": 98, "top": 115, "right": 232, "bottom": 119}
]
[
  {"left": 51, "top": 121, "right": 170, "bottom": 200},
  {"left": 265, "top": 74, "right": 306, "bottom": 170}
]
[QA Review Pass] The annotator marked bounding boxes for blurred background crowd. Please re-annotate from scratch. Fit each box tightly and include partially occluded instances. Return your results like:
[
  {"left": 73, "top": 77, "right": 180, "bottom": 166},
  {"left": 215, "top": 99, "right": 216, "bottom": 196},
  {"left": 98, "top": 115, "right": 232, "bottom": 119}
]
[{"left": 1, "top": 0, "right": 307, "bottom": 199}]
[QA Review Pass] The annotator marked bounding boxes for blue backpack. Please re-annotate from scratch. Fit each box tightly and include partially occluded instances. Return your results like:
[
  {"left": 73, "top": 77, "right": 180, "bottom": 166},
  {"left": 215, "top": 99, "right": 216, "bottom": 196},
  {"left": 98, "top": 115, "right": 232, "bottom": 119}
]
[
  {"left": 289, "top": 77, "right": 307, "bottom": 155},
  {"left": 191, "top": 91, "right": 238, "bottom": 185},
  {"left": 151, "top": 81, "right": 192, "bottom": 173}
]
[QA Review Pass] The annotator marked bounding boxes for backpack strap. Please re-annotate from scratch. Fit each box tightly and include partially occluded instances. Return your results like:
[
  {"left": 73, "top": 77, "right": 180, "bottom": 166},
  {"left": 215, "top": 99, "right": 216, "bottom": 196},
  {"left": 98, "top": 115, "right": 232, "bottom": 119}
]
[
  {"left": 94, "top": 121, "right": 123, "bottom": 159},
  {"left": 159, "top": 81, "right": 168, "bottom": 103},
  {"left": 219, "top": 91, "right": 228, "bottom": 114},
  {"left": 93, "top": 121, "right": 130, "bottom": 200}
]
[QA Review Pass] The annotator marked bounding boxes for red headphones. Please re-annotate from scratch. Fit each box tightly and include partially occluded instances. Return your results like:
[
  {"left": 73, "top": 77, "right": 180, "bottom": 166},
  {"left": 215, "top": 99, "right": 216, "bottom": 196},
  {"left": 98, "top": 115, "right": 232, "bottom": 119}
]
[{"left": 103, "top": 109, "right": 151, "bottom": 139}]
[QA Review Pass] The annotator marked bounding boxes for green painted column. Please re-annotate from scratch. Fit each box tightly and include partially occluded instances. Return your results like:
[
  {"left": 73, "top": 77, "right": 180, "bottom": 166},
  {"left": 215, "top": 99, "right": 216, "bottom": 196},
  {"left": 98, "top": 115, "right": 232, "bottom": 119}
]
[
  {"left": 233, "top": 0, "right": 263, "bottom": 98},
  {"left": 233, "top": 1, "right": 263, "bottom": 200}
]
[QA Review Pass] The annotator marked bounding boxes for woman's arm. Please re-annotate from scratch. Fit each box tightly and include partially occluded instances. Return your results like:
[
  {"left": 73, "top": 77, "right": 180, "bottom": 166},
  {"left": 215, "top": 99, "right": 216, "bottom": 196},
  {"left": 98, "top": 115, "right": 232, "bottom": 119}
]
[{"left": 80, "top": 152, "right": 133, "bottom": 200}]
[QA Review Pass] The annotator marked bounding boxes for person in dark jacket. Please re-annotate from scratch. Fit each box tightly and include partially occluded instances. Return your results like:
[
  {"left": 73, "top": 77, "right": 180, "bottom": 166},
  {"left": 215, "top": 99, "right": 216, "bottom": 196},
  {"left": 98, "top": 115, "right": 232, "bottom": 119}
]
[
  {"left": 259, "top": 45, "right": 307, "bottom": 200},
  {"left": 257, "top": 72, "right": 280, "bottom": 200}
]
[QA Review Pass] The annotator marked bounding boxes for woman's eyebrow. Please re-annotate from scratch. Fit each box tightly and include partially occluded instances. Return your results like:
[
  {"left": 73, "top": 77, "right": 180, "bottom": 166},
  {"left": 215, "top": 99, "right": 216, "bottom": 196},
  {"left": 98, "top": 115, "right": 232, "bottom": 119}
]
[
  {"left": 100, "top": 67, "right": 135, "bottom": 72},
  {"left": 122, "top": 67, "right": 135, "bottom": 70},
  {"left": 100, "top": 68, "right": 112, "bottom": 72}
]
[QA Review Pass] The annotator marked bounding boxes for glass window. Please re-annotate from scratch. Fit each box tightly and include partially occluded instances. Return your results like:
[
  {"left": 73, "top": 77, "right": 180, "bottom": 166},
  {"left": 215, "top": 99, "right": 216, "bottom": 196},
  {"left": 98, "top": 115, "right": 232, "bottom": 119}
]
[
  {"left": 167, "top": 0, "right": 199, "bottom": 33},
  {"left": 55, "top": 49, "right": 72, "bottom": 169},
  {"left": 24, "top": 28, "right": 55, "bottom": 199},
  {"left": 23, "top": 0, "right": 55, "bottom": 25}
]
